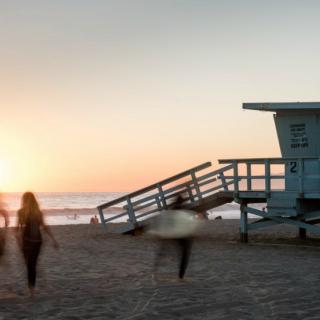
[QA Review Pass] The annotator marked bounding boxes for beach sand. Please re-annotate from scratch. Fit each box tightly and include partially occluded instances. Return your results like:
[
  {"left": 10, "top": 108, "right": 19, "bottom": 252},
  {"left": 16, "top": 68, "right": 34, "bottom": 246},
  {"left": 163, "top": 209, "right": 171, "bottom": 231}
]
[{"left": 1, "top": 220, "right": 320, "bottom": 319}]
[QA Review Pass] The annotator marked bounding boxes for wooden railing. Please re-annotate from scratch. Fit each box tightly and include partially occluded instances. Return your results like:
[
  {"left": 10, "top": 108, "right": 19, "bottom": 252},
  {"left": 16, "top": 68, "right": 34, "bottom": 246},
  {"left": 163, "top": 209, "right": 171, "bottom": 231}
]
[
  {"left": 219, "top": 157, "right": 320, "bottom": 194},
  {"left": 219, "top": 157, "right": 286, "bottom": 193},
  {"left": 97, "top": 162, "right": 237, "bottom": 228},
  {"left": 97, "top": 157, "right": 320, "bottom": 230}
]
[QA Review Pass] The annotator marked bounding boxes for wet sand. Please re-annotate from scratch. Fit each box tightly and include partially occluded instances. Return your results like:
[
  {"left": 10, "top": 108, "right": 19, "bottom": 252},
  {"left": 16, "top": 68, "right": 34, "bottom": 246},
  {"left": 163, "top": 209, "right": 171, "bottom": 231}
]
[{"left": 1, "top": 220, "right": 320, "bottom": 319}]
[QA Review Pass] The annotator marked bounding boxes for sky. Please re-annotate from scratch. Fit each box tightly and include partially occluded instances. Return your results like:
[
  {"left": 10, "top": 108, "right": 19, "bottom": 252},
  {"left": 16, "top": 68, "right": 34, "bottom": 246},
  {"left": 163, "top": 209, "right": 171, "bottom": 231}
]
[{"left": 1, "top": 0, "right": 320, "bottom": 192}]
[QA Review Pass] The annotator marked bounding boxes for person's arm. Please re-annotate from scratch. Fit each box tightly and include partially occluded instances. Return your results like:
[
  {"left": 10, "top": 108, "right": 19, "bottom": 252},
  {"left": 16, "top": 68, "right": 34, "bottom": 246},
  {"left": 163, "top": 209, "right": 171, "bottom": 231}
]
[
  {"left": 43, "top": 225, "right": 59, "bottom": 249},
  {"left": 40, "top": 213, "right": 59, "bottom": 249},
  {"left": 14, "top": 210, "right": 23, "bottom": 249},
  {"left": 0, "top": 209, "right": 8, "bottom": 228}
]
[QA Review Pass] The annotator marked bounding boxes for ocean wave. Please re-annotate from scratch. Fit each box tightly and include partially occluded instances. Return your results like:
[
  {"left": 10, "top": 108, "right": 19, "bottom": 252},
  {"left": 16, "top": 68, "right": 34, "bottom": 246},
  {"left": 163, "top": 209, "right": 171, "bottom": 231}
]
[{"left": 6, "top": 206, "right": 123, "bottom": 216}]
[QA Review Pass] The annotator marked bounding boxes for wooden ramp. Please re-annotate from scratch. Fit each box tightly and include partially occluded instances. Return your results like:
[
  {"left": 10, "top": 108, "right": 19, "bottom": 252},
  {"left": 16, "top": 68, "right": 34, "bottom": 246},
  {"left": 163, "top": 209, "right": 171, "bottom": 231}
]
[
  {"left": 191, "top": 191, "right": 234, "bottom": 212},
  {"left": 97, "top": 162, "right": 239, "bottom": 234}
]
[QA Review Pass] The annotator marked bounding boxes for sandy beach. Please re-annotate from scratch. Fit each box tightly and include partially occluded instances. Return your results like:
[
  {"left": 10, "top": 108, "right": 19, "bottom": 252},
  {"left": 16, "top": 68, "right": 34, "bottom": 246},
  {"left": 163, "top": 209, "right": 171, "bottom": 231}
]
[{"left": 1, "top": 220, "right": 320, "bottom": 319}]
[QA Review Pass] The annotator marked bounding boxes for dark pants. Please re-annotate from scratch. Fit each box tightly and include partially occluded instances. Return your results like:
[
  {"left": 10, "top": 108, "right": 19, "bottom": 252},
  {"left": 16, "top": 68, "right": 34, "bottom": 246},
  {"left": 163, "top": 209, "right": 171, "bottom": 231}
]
[
  {"left": 0, "top": 229, "right": 5, "bottom": 258},
  {"left": 177, "top": 238, "right": 192, "bottom": 279},
  {"left": 22, "top": 240, "right": 42, "bottom": 288},
  {"left": 154, "top": 237, "right": 193, "bottom": 279}
]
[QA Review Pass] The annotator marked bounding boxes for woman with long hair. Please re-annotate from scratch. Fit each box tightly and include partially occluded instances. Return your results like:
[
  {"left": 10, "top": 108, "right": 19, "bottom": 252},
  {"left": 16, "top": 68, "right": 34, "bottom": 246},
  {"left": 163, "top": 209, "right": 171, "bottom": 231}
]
[{"left": 15, "top": 192, "right": 58, "bottom": 296}]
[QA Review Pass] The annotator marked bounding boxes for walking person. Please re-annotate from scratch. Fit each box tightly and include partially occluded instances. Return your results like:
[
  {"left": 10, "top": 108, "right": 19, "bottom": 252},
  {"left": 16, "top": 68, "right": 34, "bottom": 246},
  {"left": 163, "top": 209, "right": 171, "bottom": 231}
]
[
  {"left": 151, "top": 195, "right": 197, "bottom": 280},
  {"left": 15, "top": 192, "right": 59, "bottom": 296},
  {"left": 0, "top": 193, "right": 9, "bottom": 259}
]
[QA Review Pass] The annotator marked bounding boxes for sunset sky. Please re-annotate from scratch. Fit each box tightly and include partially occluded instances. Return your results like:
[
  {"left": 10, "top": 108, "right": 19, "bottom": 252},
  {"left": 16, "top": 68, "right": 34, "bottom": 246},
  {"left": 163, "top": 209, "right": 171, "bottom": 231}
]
[{"left": 1, "top": 0, "right": 320, "bottom": 192}]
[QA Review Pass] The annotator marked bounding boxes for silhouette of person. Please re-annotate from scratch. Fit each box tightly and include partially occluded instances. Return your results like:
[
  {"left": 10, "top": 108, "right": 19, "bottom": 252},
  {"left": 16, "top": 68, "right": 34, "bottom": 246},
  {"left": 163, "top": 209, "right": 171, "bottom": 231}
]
[
  {"left": 15, "top": 192, "right": 59, "bottom": 296},
  {"left": 152, "top": 195, "right": 195, "bottom": 280},
  {"left": 0, "top": 194, "right": 9, "bottom": 259}
]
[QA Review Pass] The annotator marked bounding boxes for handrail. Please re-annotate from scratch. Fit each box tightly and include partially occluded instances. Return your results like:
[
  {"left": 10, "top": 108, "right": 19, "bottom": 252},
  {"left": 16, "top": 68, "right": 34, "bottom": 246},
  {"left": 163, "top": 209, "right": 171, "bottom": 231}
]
[
  {"left": 97, "top": 162, "right": 211, "bottom": 210},
  {"left": 222, "top": 175, "right": 284, "bottom": 179},
  {"left": 121, "top": 163, "right": 235, "bottom": 210},
  {"left": 219, "top": 157, "right": 320, "bottom": 164},
  {"left": 97, "top": 161, "right": 238, "bottom": 230}
]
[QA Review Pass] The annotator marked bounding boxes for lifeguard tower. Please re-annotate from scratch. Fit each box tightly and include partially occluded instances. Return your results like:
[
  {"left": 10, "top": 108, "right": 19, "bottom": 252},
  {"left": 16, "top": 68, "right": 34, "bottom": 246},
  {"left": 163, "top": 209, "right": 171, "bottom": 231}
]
[{"left": 97, "top": 102, "right": 320, "bottom": 242}]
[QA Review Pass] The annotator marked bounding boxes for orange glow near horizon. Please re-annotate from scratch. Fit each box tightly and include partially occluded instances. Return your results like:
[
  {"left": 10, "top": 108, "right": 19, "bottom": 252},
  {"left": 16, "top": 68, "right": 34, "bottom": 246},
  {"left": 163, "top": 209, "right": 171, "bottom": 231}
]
[
  {"left": 1, "top": 102, "right": 282, "bottom": 193},
  {"left": 3, "top": 1, "right": 319, "bottom": 192}
]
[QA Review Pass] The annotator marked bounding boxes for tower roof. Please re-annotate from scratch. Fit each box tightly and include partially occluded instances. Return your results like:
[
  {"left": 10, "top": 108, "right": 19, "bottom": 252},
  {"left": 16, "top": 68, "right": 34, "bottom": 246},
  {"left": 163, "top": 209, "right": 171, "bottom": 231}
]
[{"left": 243, "top": 102, "right": 320, "bottom": 112}]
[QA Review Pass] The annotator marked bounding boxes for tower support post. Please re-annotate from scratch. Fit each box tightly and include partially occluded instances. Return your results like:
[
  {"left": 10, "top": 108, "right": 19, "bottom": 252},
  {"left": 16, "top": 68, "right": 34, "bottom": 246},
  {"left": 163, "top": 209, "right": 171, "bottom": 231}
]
[{"left": 240, "top": 203, "right": 248, "bottom": 243}]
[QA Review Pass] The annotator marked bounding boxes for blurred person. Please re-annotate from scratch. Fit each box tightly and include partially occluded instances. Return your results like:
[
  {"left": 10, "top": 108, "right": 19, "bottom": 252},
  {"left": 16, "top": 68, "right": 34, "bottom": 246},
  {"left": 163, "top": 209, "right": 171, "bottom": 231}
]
[
  {"left": 15, "top": 192, "right": 59, "bottom": 296},
  {"left": 197, "top": 211, "right": 209, "bottom": 220},
  {"left": 150, "top": 195, "right": 198, "bottom": 280},
  {"left": 0, "top": 193, "right": 9, "bottom": 258}
]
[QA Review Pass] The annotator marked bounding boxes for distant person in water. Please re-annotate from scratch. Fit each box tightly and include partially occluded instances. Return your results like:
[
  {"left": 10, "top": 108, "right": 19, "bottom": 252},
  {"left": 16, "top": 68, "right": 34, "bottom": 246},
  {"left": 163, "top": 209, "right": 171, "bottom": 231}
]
[
  {"left": 0, "top": 194, "right": 9, "bottom": 259},
  {"left": 15, "top": 192, "right": 59, "bottom": 296},
  {"left": 90, "top": 215, "right": 99, "bottom": 224}
]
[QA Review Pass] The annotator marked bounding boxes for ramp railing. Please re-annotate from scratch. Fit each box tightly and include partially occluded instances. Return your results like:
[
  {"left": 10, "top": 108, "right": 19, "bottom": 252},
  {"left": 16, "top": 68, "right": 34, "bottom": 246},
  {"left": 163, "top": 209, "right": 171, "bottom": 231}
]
[
  {"left": 219, "top": 157, "right": 286, "bottom": 193},
  {"left": 97, "top": 161, "right": 238, "bottom": 230}
]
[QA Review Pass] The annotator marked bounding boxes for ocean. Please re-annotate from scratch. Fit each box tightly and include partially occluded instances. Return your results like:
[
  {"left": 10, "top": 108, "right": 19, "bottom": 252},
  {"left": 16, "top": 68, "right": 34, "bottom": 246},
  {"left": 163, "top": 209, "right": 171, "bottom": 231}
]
[
  {"left": 2, "top": 192, "right": 126, "bottom": 210},
  {"left": 1, "top": 192, "right": 125, "bottom": 227},
  {"left": 0, "top": 192, "right": 261, "bottom": 226}
]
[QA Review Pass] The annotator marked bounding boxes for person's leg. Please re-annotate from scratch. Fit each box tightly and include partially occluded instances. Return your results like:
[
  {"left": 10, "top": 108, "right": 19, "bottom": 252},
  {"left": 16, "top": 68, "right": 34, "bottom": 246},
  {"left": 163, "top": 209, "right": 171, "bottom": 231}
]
[
  {"left": 27, "top": 242, "right": 42, "bottom": 291},
  {"left": 22, "top": 241, "right": 33, "bottom": 294},
  {"left": 0, "top": 229, "right": 5, "bottom": 258},
  {"left": 178, "top": 238, "right": 192, "bottom": 279}
]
